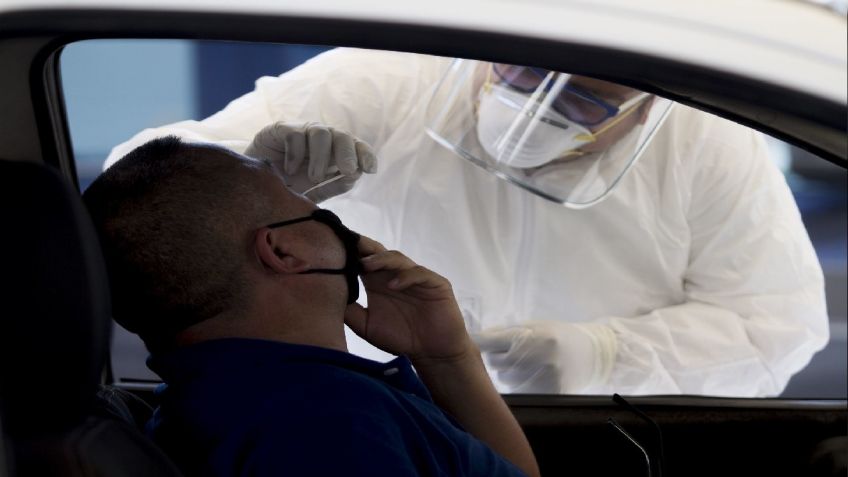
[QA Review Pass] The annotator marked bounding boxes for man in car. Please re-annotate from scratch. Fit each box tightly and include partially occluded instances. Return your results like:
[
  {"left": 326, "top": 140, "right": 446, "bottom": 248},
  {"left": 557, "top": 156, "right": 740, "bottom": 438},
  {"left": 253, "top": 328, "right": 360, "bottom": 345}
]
[
  {"left": 106, "top": 48, "right": 828, "bottom": 397},
  {"left": 83, "top": 136, "right": 540, "bottom": 477}
]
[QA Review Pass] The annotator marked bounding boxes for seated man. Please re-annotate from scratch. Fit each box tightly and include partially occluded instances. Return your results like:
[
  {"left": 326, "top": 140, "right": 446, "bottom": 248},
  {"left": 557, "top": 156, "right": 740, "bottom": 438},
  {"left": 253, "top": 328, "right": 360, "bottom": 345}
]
[{"left": 82, "top": 136, "right": 539, "bottom": 477}]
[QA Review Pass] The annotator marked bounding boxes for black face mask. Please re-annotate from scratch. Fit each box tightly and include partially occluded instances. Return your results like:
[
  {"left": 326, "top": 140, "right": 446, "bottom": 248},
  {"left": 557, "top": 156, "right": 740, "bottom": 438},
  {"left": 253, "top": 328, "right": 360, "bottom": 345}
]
[{"left": 266, "top": 209, "right": 362, "bottom": 304}]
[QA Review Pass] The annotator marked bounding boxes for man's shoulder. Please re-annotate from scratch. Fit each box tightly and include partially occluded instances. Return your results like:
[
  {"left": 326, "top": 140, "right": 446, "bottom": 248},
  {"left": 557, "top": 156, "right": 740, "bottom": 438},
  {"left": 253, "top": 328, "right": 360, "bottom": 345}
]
[
  {"left": 267, "top": 360, "right": 410, "bottom": 406},
  {"left": 155, "top": 356, "right": 526, "bottom": 477},
  {"left": 241, "top": 384, "right": 526, "bottom": 477},
  {"left": 216, "top": 355, "right": 426, "bottom": 422}
]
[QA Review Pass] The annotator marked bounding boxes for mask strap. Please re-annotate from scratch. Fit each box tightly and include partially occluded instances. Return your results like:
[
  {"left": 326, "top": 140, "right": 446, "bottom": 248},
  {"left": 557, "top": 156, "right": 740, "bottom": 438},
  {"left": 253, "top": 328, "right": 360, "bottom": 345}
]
[
  {"left": 266, "top": 216, "right": 314, "bottom": 229},
  {"left": 586, "top": 93, "right": 652, "bottom": 139},
  {"left": 555, "top": 96, "right": 650, "bottom": 159},
  {"left": 299, "top": 268, "right": 345, "bottom": 275},
  {"left": 482, "top": 63, "right": 495, "bottom": 94}
]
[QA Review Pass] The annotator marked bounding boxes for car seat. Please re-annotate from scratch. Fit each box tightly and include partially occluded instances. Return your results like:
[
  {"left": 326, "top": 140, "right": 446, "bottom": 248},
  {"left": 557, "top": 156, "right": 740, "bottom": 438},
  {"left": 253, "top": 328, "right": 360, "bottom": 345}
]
[{"left": 0, "top": 159, "right": 182, "bottom": 477}]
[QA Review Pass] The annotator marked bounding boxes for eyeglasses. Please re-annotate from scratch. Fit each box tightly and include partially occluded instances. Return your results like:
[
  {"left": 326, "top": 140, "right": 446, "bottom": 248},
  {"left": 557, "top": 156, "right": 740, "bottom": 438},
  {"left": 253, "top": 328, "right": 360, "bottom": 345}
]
[{"left": 492, "top": 64, "right": 649, "bottom": 126}]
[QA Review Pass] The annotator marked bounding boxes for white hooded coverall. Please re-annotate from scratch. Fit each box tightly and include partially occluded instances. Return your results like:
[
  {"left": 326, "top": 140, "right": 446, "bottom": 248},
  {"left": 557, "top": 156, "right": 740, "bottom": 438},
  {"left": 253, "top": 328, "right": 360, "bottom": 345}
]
[{"left": 107, "top": 48, "right": 829, "bottom": 396}]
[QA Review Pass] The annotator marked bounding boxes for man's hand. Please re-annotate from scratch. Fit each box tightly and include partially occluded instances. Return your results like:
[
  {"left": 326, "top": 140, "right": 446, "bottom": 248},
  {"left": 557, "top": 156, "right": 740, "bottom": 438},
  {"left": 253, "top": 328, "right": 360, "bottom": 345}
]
[
  {"left": 245, "top": 122, "right": 377, "bottom": 203},
  {"left": 343, "top": 235, "right": 473, "bottom": 363},
  {"left": 344, "top": 235, "right": 540, "bottom": 477}
]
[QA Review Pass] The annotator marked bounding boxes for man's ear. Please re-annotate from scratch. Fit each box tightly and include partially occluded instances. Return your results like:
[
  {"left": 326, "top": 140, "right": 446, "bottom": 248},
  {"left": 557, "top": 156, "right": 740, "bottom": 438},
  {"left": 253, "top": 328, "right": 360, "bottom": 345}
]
[
  {"left": 638, "top": 96, "right": 656, "bottom": 125},
  {"left": 254, "top": 228, "right": 311, "bottom": 274}
]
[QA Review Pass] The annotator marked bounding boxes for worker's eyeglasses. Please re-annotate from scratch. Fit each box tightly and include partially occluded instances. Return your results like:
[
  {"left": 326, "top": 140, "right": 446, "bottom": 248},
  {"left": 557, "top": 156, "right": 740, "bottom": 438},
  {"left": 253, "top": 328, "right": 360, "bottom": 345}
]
[{"left": 492, "top": 64, "right": 647, "bottom": 126}]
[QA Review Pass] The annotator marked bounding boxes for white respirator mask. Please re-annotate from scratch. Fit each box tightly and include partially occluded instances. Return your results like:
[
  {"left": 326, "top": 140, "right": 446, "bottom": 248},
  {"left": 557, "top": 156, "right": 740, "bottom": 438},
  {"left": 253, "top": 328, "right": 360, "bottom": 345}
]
[{"left": 475, "top": 83, "right": 595, "bottom": 168}]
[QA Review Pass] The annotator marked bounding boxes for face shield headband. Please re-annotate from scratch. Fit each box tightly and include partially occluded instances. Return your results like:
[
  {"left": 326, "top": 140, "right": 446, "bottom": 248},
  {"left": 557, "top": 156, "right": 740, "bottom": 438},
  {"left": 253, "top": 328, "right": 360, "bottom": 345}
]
[{"left": 266, "top": 209, "right": 362, "bottom": 304}]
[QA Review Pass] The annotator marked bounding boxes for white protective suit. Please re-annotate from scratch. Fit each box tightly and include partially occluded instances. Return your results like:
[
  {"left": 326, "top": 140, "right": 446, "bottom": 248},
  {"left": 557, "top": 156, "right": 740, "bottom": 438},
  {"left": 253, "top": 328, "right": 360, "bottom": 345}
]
[{"left": 106, "top": 48, "right": 829, "bottom": 396}]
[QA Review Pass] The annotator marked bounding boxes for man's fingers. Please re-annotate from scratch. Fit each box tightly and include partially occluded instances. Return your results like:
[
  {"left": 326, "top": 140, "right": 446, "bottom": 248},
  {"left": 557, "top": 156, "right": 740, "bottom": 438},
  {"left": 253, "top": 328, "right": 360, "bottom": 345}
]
[
  {"left": 355, "top": 139, "right": 378, "bottom": 174},
  {"left": 357, "top": 242, "right": 449, "bottom": 292},
  {"left": 343, "top": 303, "right": 369, "bottom": 338},
  {"left": 333, "top": 129, "right": 359, "bottom": 176},
  {"left": 360, "top": 250, "right": 417, "bottom": 273},
  {"left": 357, "top": 234, "right": 388, "bottom": 257},
  {"left": 307, "top": 125, "right": 332, "bottom": 183},
  {"left": 387, "top": 265, "right": 449, "bottom": 291}
]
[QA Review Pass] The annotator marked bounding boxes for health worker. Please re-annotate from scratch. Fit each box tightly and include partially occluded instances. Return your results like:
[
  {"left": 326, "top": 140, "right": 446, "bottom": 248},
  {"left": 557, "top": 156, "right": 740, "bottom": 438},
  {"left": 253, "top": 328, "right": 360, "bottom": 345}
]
[{"left": 106, "top": 48, "right": 828, "bottom": 396}]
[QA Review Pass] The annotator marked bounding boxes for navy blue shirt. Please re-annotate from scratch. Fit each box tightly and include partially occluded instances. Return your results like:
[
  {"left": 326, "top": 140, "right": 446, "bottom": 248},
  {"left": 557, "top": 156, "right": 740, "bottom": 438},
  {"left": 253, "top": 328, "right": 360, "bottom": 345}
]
[{"left": 147, "top": 338, "right": 527, "bottom": 476}]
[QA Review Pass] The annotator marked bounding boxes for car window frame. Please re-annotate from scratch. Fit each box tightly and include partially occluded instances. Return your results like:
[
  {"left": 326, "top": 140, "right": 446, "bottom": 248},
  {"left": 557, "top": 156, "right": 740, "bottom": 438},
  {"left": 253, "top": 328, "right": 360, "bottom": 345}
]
[
  {"left": 0, "top": 7, "right": 844, "bottom": 190},
  {"left": 1, "top": 7, "right": 845, "bottom": 403}
]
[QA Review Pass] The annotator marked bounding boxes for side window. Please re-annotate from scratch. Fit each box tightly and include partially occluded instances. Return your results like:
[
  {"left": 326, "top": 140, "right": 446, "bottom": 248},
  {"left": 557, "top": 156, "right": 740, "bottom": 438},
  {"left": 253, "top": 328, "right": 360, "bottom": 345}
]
[
  {"left": 773, "top": 143, "right": 847, "bottom": 398},
  {"left": 63, "top": 40, "right": 196, "bottom": 383},
  {"left": 61, "top": 39, "right": 846, "bottom": 398},
  {"left": 61, "top": 39, "right": 331, "bottom": 383}
]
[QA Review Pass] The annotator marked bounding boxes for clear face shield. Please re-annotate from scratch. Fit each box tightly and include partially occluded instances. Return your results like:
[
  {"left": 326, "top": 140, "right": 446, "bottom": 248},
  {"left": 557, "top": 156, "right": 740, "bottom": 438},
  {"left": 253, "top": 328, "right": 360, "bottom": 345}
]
[{"left": 425, "top": 60, "right": 675, "bottom": 208}]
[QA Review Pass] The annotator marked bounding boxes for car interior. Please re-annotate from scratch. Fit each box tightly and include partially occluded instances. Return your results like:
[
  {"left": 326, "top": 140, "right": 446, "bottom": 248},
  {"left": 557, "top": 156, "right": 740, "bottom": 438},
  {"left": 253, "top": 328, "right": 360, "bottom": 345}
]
[
  {"left": 0, "top": 160, "right": 183, "bottom": 477},
  {"left": 0, "top": 7, "right": 845, "bottom": 477}
]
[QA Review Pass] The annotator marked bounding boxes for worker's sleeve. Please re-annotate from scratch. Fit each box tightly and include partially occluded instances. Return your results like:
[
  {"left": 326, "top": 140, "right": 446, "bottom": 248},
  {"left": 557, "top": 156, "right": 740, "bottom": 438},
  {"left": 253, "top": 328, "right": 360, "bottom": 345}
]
[
  {"left": 588, "top": 127, "right": 829, "bottom": 397},
  {"left": 103, "top": 48, "right": 449, "bottom": 169}
]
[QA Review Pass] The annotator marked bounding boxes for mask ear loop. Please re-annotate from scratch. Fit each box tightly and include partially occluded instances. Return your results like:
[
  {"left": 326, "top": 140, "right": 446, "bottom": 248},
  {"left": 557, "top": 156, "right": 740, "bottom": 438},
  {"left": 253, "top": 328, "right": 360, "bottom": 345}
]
[
  {"left": 482, "top": 63, "right": 494, "bottom": 93},
  {"left": 278, "top": 209, "right": 361, "bottom": 304},
  {"left": 582, "top": 93, "right": 653, "bottom": 140},
  {"left": 472, "top": 63, "right": 495, "bottom": 120}
]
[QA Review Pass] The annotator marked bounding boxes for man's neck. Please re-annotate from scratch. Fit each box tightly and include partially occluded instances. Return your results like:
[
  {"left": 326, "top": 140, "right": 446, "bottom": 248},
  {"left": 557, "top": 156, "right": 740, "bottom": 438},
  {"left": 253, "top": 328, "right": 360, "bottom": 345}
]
[
  {"left": 177, "top": 307, "right": 348, "bottom": 353},
  {"left": 257, "top": 313, "right": 349, "bottom": 352}
]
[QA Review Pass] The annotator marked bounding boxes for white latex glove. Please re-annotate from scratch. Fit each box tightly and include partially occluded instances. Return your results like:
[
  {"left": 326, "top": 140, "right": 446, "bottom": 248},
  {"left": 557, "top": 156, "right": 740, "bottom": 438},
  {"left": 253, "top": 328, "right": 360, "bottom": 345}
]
[
  {"left": 244, "top": 122, "right": 378, "bottom": 203},
  {"left": 472, "top": 320, "right": 617, "bottom": 394}
]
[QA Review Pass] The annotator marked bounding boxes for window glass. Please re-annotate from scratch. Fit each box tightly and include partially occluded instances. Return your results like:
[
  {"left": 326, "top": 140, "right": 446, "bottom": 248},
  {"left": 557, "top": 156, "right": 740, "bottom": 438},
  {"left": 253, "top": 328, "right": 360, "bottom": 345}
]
[
  {"left": 61, "top": 39, "right": 847, "bottom": 398},
  {"left": 62, "top": 40, "right": 196, "bottom": 190}
]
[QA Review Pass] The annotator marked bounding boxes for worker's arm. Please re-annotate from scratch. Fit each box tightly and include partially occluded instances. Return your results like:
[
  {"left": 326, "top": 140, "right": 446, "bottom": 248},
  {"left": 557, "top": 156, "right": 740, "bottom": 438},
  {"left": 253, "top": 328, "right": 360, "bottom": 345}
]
[
  {"left": 104, "top": 48, "right": 448, "bottom": 168},
  {"left": 477, "top": 113, "right": 828, "bottom": 397},
  {"left": 598, "top": 125, "right": 828, "bottom": 396},
  {"left": 344, "top": 235, "right": 540, "bottom": 477}
]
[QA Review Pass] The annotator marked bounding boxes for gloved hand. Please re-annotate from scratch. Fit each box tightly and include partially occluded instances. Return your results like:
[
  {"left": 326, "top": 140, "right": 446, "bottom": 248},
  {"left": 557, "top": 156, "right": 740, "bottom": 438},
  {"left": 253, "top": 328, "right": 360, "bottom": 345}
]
[
  {"left": 472, "top": 320, "right": 616, "bottom": 394},
  {"left": 245, "top": 122, "right": 378, "bottom": 203}
]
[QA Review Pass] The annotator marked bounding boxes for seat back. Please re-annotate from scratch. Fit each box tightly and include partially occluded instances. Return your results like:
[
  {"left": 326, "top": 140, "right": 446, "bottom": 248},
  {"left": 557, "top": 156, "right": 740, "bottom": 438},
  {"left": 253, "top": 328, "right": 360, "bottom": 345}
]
[{"left": 0, "top": 160, "right": 182, "bottom": 476}]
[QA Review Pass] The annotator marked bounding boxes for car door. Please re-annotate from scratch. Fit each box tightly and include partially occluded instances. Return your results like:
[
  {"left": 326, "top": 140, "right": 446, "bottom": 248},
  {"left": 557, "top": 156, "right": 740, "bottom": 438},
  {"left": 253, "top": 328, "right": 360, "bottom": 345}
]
[{"left": 0, "top": 3, "right": 844, "bottom": 477}]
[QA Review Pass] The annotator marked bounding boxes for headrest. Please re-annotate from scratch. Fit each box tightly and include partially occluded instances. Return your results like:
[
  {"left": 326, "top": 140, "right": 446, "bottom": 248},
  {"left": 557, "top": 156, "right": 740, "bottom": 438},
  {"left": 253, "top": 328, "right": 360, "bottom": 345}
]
[{"left": 0, "top": 160, "right": 111, "bottom": 438}]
